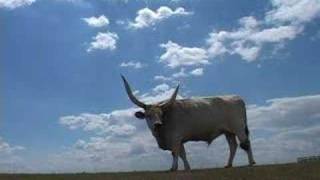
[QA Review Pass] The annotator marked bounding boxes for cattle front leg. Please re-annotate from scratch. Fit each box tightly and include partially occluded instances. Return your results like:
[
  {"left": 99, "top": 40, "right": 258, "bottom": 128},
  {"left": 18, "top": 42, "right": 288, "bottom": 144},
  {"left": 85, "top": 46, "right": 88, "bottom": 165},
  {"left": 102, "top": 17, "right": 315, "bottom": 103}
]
[
  {"left": 170, "top": 143, "right": 182, "bottom": 171},
  {"left": 170, "top": 151, "right": 179, "bottom": 171},
  {"left": 179, "top": 144, "right": 191, "bottom": 171},
  {"left": 225, "top": 133, "right": 237, "bottom": 168}
]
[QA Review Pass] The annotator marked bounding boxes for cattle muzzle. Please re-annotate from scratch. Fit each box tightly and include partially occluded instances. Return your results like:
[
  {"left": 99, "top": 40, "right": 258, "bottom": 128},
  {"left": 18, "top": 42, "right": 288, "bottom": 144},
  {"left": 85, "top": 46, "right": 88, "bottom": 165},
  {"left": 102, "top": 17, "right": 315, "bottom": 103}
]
[
  {"left": 153, "top": 121, "right": 163, "bottom": 132},
  {"left": 154, "top": 121, "right": 162, "bottom": 128}
]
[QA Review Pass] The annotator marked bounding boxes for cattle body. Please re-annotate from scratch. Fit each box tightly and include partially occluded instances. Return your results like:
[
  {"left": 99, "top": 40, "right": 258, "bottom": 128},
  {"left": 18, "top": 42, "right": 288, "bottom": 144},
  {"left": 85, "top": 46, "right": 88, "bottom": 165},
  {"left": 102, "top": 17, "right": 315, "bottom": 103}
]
[
  {"left": 121, "top": 75, "right": 256, "bottom": 171},
  {"left": 154, "top": 96, "right": 247, "bottom": 150}
]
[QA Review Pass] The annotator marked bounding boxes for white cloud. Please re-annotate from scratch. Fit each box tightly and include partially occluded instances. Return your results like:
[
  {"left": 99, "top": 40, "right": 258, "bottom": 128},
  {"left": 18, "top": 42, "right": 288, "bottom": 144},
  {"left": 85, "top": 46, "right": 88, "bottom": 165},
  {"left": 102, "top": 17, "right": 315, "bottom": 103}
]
[
  {"left": 266, "top": 0, "right": 320, "bottom": 24},
  {"left": 203, "top": 1, "right": 320, "bottom": 62},
  {"left": 48, "top": 133, "right": 164, "bottom": 172},
  {"left": 249, "top": 25, "right": 302, "bottom": 43},
  {"left": 120, "top": 61, "right": 145, "bottom": 69},
  {"left": 140, "top": 86, "right": 182, "bottom": 104},
  {"left": 248, "top": 94, "right": 320, "bottom": 130},
  {"left": 82, "top": 15, "right": 109, "bottom": 28},
  {"left": 190, "top": 68, "right": 204, "bottom": 76},
  {"left": 231, "top": 41, "right": 261, "bottom": 62},
  {"left": 206, "top": 17, "right": 260, "bottom": 61},
  {"left": 154, "top": 67, "right": 204, "bottom": 84},
  {"left": 172, "top": 68, "right": 188, "bottom": 78},
  {"left": 0, "top": 137, "right": 25, "bottom": 173},
  {"left": 206, "top": 40, "right": 229, "bottom": 58},
  {"left": 152, "top": 83, "right": 170, "bottom": 93},
  {"left": 239, "top": 16, "right": 260, "bottom": 29},
  {"left": 0, "top": 137, "right": 25, "bottom": 154},
  {"left": 129, "top": 6, "right": 192, "bottom": 29},
  {"left": 247, "top": 94, "right": 320, "bottom": 163},
  {"left": 160, "top": 41, "right": 209, "bottom": 68},
  {"left": 0, "top": 0, "right": 91, "bottom": 10},
  {"left": 87, "top": 32, "right": 118, "bottom": 52},
  {"left": 206, "top": 15, "right": 306, "bottom": 62},
  {"left": 0, "top": 0, "right": 35, "bottom": 9},
  {"left": 154, "top": 75, "right": 173, "bottom": 82},
  {"left": 60, "top": 109, "right": 137, "bottom": 137},
  {"left": 60, "top": 113, "right": 110, "bottom": 132}
]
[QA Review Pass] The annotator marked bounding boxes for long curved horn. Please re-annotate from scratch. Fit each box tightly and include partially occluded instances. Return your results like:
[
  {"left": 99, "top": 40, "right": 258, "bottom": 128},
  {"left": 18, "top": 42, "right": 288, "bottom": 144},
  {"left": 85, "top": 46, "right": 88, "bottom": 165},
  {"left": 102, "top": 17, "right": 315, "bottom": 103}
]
[
  {"left": 162, "top": 84, "right": 179, "bottom": 108},
  {"left": 121, "top": 75, "right": 146, "bottom": 108}
]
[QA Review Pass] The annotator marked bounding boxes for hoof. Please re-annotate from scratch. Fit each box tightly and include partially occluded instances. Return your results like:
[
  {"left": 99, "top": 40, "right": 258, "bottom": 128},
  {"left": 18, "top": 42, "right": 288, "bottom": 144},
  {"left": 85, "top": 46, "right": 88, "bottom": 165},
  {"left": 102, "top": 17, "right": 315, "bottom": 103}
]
[
  {"left": 224, "top": 165, "right": 232, "bottom": 168},
  {"left": 249, "top": 161, "right": 256, "bottom": 166},
  {"left": 169, "top": 168, "right": 178, "bottom": 172}
]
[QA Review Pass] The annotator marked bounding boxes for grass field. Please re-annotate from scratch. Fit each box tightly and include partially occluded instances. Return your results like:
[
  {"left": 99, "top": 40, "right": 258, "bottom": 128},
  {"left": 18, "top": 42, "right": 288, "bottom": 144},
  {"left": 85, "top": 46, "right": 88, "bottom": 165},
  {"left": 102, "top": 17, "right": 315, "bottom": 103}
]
[{"left": 1, "top": 162, "right": 319, "bottom": 180}]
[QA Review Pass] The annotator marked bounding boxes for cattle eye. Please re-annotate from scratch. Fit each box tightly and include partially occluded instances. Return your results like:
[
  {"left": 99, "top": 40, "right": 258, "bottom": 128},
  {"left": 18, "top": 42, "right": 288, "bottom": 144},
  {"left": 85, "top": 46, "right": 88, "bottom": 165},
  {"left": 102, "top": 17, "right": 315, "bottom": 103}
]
[{"left": 134, "top": 111, "right": 145, "bottom": 119}]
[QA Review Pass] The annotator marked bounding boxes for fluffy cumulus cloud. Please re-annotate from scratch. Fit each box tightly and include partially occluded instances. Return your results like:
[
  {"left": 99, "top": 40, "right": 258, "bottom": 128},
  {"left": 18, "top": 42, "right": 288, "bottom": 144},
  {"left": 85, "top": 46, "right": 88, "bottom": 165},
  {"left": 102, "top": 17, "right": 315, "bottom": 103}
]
[
  {"left": 0, "top": 137, "right": 25, "bottom": 173},
  {"left": 55, "top": 93, "right": 320, "bottom": 172},
  {"left": 206, "top": 16, "right": 303, "bottom": 62},
  {"left": 172, "top": 67, "right": 205, "bottom": 78},
  {"left": 249, "top": 25, "right": 302, "bottom": 43},
  {"left": 190, "top": 68, "right": 204, "bottom": 76},
  {"left": 160, "top": 41, "right": 209, "bottom": 68},
  {"left": 158, "top": 2, "right": 318, "bottom": 75},
  {"left": 172, "top": 68, "right": 188, "bottom": 78},
  {"left": 0, "top": 0, "right": 89, "bottom": 10},
  {"left": 247, "top": 94, "right": 320, "bottom": 163},
  {"left": 129, "top": 6, "right": 192, "bottom": 29},
  {"left": 56, "top": 108, "right": 154, "bottom": 172},
  {"left": 60, "top": 109, "right": 138, "bottom": 136},
  {"left": 205, "top": 0, "right": 320, "bottom": 62},
  {"left": 140, "top": 85, "right": 182, "bottom": 104},
  {"left": 87, "top": 32, "right": 118, "bottom": 52},
  {"left": 265, "top": 0, "right": 320, "bottom": 24},
  {"left": 158, "top": 0, "right": 320, "bottom": 66},
  {"left": 0, "top": 137, "right": 24, "bottom": 154},
  {"left": 154, "top": 67, "right": 204, "bottom": 83},
  {"left": 82, "top": 15, "right": 118, "bottom": 53},
  {"left": 120, "top": 61, "right": 145, "bottom": 69},
  {"left": 82, "top": 15, "right": 110, "bottom": 28},
  {"left": 248, "top": 94, "right": 320, "bottom": 131},
  {"left": 152, "top": 83, "right": 170, "bottom": 93},
  {"left": 154, "top": 75, "right": 172, "bottom": 82},
  {"left": 0, "top": 0, "right": 35, "bottom": 9}
]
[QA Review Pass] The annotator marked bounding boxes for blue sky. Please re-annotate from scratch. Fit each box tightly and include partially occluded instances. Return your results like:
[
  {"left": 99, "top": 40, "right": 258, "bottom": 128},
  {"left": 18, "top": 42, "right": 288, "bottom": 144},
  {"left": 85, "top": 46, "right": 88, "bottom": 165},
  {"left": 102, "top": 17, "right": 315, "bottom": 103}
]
[{"left": 1, "top": 0, "right": 320, "bottom": 173}]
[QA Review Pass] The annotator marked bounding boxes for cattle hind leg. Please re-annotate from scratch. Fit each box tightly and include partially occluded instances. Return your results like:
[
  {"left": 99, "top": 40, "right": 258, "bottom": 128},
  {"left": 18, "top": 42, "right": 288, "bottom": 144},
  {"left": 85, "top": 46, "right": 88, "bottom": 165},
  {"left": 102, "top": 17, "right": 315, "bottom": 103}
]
[
  {"left": 237, "top": 126, "right": 256, "bottom": 166},
  {"left": 224, "top": 133, "right": 238, "bottom": 168}
]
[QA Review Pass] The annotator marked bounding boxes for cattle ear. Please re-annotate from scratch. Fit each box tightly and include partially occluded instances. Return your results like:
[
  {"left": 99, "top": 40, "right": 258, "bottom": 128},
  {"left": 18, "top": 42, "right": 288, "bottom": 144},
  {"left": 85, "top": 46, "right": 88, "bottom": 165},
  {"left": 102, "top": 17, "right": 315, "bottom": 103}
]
[{"left": 134, "top": 111, "right": 145, "bottom": 119}]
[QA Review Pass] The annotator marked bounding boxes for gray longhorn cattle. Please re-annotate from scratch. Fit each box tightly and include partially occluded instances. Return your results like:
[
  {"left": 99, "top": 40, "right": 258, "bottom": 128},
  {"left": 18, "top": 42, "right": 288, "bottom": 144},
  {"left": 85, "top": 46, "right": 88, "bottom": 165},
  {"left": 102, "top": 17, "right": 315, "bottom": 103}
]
[{"left": 121, "top": 75, "right": 256, "bottom": 171}]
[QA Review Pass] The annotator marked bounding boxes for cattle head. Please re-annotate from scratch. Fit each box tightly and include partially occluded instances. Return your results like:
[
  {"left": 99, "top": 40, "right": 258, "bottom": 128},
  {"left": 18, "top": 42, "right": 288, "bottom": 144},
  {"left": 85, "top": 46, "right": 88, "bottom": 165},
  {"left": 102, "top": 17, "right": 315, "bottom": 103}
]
[{"left": 121, "top": 75, "right": 179, "bottom": 132}]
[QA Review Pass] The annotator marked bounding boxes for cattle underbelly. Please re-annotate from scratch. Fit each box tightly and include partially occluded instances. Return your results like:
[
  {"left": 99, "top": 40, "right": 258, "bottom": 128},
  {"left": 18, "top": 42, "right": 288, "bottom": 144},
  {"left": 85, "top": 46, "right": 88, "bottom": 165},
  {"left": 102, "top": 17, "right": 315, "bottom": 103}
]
[{"left": 184, "top": 130, "right": 223, "bottom": 144}]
